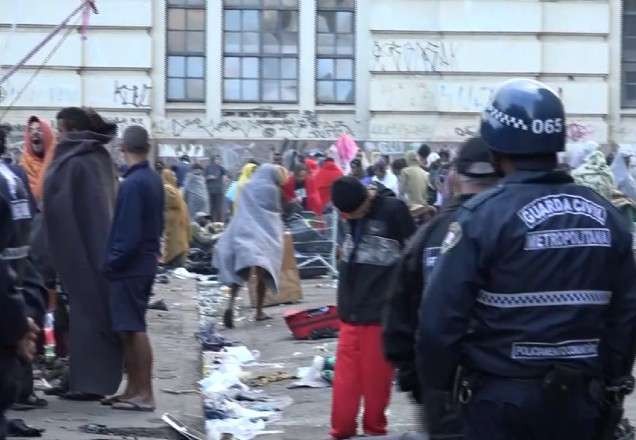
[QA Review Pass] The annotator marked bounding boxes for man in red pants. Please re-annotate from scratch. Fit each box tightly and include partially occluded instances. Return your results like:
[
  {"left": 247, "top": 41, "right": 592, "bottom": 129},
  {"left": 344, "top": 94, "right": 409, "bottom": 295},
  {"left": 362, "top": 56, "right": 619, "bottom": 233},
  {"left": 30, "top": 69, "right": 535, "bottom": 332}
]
[{"left": 330, "top": 177, "right": 416, "bottom": 439}]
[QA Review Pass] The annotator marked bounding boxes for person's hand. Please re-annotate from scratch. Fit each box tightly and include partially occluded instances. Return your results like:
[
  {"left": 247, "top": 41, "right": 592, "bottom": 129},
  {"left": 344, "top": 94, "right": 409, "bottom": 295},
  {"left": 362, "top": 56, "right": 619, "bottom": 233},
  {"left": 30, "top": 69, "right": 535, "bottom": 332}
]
[{"left": 16, "top": 318, "right": 39, "bottom": 362}]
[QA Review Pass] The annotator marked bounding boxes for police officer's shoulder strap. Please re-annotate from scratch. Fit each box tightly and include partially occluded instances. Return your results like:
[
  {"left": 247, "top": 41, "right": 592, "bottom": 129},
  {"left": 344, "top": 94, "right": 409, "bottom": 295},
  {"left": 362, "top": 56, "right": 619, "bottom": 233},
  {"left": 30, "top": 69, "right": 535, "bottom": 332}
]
[{"left": 461, "top": 185, "right": 505, "bottom": 212}]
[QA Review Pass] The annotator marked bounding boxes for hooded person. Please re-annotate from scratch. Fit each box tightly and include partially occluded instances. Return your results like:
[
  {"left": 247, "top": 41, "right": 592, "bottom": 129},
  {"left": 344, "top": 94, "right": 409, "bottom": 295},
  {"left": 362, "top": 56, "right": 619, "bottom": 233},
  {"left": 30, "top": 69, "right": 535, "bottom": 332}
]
[
  {"left": 611, "top": 146, "right": 636, "bottom": 201},
  {"left": 329, "top": 134, "right": 359, "bottom": 175},
  {"left": 161, "top": 169, "right": 191, "bottom": 268},
  {"left": 282, "top": 163, "right": 322, "bottom": 215},
  {"left": 21, "top": 116, "right": 56, "bottom": 203},
  {"left": 314, "top": 158, "right": 344, "bottom": 213},
  {"left": 183, "top": 163, "right": 210, "bottom": 218},
  {"left": 399, "top": 151, "right": 430, "bottom": 208},
  {"left": 213, "top": 164, "right": 286, "bottom": 328},
  {"left": 42, "top": 107, "right": 123, "bottom": 399},
  {"left": 568, "top": 142, "right": 636, "bottom": 222},
  {"left": 226, "top": 162, "right": 258, "bottom": 212},
  {"left": 567, "top": 142, "right": 615, "bottom": 200}
]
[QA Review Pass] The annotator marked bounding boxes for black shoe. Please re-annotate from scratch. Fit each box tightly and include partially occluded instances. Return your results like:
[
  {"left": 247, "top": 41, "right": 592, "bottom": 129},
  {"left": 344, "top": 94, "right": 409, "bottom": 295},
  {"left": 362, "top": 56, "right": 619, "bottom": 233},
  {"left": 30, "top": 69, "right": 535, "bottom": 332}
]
[
  {"left": 59, "top": 392, "right": 104, "bottom": 401},
  {"left": 11, "top": 394, "right": 48, "bottom": 410},
  {"left": 7, "top": 419, "right": 45, "bottom": 437}
]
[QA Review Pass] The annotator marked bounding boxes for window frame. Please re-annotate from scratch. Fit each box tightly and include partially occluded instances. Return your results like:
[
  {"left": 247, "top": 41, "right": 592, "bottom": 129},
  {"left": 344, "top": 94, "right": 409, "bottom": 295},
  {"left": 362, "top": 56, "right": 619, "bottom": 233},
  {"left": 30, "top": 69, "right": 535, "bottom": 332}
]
[
  {"left": 222, "top": 0, "right": 300, "bottom": 104},
  {"left": 315, "top": 0, "right": 356, "bottom": 105},
  {"left": 166, "top": 0, "right": 207, "bottom": 103}
]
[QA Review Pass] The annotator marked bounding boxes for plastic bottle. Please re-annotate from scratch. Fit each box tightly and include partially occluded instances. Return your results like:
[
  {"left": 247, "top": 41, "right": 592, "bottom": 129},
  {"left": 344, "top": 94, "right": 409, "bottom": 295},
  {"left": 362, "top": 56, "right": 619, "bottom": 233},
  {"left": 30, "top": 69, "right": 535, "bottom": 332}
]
[{"left": 44, "top": 312, "right": 55, "bottom": 361}]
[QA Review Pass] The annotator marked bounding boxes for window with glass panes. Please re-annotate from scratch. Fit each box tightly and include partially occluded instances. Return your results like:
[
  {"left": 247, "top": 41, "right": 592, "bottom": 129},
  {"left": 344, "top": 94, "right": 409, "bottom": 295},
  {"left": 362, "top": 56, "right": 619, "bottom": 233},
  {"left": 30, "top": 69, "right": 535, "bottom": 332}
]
[
  {"left": 167, "top": 0, "right": 206, "bottom": 101},
  {"left": 223, "top": 0, "right": 299, "bottom": 103},
  {"left": 316, "top": 0, "right": 355, "bottom": 104}
]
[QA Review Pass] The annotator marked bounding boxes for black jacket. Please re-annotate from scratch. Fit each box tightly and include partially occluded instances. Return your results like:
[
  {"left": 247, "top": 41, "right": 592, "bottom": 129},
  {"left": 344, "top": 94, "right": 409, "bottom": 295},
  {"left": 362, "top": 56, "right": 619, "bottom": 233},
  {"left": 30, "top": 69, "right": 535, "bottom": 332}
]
[
  {"left": 337, "top": 191, "right": 415, "bottom": 324},
  {"left": 105, "top": 161, "right": 164, "bottom": 279},
  {"left": 418, "top": 170, "right": 636, "bottom": 390},
  {"left": 383, "top": 195, "right": 471, "bottom": 393}
]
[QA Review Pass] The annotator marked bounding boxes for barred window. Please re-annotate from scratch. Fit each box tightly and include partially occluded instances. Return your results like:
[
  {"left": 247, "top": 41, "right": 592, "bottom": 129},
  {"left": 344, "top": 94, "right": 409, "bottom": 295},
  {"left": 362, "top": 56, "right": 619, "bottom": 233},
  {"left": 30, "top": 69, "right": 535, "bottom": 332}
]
[
  {"left": 316, "top": 0, "right": 355, "bottom": 104},
  {"left": 167, "top": 0, "right": 206, "bottom": 101},
  {"left": 623, "top": 0, "right": 636, "bottom": 107},
  {"left": 223, "top": 0, "right": 299, "bottom": 103}
]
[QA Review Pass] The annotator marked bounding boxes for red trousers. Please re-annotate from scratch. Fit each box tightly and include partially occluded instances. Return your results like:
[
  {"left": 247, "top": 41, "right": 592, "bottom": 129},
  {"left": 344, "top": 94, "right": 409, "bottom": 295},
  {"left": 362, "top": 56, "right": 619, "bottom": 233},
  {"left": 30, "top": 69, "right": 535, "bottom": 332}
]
[{"left": 330, "top": 322, "right": 394, "bottom": 439}]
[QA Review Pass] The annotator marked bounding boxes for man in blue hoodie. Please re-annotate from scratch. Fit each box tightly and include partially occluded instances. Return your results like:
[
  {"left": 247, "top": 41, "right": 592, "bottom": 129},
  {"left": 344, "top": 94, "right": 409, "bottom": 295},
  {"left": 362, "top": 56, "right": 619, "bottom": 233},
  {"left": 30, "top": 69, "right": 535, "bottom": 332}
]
[{"left": 104, "top": 126, "right": 164, "bottom": 412}]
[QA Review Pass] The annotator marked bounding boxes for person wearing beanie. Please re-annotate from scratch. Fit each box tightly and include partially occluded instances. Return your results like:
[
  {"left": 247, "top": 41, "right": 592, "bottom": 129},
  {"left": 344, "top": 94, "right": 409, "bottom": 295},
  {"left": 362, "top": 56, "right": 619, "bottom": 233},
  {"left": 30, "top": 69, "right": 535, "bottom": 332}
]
[
  {"left": 103, "top": 125, "right": 164, "bottom": 411},
  {"left": 329, "top": 176, "right": 415, "bottom": 439},
  {"left": 383, "top": 136, "right": 498, "bottom": 438}
]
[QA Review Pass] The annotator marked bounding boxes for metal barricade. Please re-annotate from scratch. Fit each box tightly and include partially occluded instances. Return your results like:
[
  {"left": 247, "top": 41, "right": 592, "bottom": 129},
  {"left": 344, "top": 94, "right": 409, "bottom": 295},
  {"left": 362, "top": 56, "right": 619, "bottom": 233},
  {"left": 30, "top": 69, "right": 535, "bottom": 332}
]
[{"left": 287, "top": 209, "right": 339, "bottom": 282}]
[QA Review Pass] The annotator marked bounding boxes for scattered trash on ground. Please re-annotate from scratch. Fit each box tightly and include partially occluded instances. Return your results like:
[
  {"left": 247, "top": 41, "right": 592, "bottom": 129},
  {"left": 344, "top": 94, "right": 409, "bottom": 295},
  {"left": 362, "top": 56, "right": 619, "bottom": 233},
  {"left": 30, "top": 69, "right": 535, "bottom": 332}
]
[
  {"left": 162, "top": 413, "right": 205, "bottom": 440},
  {"left": 290, "top": 355, "right": 335, "bottom": 389}
]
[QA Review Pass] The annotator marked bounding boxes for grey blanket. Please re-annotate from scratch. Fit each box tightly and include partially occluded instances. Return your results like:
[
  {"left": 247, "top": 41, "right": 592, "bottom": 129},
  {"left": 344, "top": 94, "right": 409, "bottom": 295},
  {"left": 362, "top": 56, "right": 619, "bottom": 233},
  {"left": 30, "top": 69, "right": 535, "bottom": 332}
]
[
  {"left": 184, "top": 170, "right": 210, "bottom": 217},
  {"left": 213, "top": 164, "right": 283, "bottom": 291}
]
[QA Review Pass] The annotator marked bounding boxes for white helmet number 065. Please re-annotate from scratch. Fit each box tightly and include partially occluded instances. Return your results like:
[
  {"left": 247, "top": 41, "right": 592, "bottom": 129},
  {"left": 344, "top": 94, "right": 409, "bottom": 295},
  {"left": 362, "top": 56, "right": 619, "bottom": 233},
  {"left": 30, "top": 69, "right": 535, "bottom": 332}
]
[{"left": 531, "top": 118, "right": 563, "bottom": 135}]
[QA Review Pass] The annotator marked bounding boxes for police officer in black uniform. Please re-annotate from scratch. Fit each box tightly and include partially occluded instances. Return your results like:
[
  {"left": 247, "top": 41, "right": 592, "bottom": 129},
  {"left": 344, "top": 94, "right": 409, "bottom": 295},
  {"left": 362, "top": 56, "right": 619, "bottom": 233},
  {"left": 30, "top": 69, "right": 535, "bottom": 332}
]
[
  {"left": 416, "top": 79, "right": 636, "bottom": 440},
  {"left": 383, "top": 136, "right": 498, "bottom": 439}
]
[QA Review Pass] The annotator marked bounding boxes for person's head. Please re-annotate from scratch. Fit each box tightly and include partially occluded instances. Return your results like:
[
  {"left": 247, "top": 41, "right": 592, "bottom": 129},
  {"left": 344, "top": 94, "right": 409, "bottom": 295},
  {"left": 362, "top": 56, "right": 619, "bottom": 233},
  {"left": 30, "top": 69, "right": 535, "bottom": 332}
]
[
  {"left": 195, "top": 211, "right": 211, "bottom": 227},
  {"left": 480, "top": 78, "right": 565, "bottom": 176},
  {"left": 192, "top": 163, "right": 204, "bottom": 174},
  {"left": 294, "top": 164, "right": 308, "bottom": 183},
  {"left": 162, "top": 168, "right": 178, "bottom": 187},
  {"left": 391, "top": 158, "right": 408, "bottom": 177},
  {"left": 121, "top": 125, "right": 151, "bottom": 165},
  {"left": 374, "top": 159, "right": 388, "bottom": 179},
  {"left": 84, "top": 108, "right": 117, "bottom": 136},
  {"left": 350, "top": 159, "right": 364, "bottom": 178},
  {"left": 272, "top": 151, "right": 283, "bottom": 165},
  {"left": 155, "top": 160, "right": 165, "bottom": 172},
  {"left": 417, "top": 144, "right": 431, "bottom": 165},
  {"left": 56, "top": 107, "right": 92, "bottom": 136},
  {"left": 27, "top": 116, "right": 45, "bottom": 156},
  {"left": 180, "top": 154, "right": 190, "bottom": 164},
  {"left": 450, "top": 136, "right": 499, "bottom": 196},
  {"left": 331, "top": 176, "right": 373, "bottom": 220},
  {"left": 439, "top": 149, "right": 451, "bottom": 164},
  {"left": 211, "top": 155, "right": 219, "bottom": 164}
]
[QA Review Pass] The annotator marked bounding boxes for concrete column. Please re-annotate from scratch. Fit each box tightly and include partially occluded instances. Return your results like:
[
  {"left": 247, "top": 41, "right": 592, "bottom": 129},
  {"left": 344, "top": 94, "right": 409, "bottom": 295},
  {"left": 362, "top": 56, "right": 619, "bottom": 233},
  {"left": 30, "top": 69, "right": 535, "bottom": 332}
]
[
  {"left": 206, "top": 0, "right": 223, "bottom": 123},
  {"left": 151, "top": 0, "right": 166, "bottom": 120},
  {"left": 608, "top": 0, "right": 622, "bottom": 145},
  {"left": 299, "top": 0, "right": 316, "bottom": 112},
  {"left": 355, "top": 0, "right": 370, "bottom": 139}
]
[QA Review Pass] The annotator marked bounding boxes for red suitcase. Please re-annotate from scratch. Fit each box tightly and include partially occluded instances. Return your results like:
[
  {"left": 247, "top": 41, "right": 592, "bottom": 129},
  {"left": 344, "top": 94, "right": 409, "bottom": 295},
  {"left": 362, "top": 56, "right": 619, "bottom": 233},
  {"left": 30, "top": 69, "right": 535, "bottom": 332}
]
[{"left": 284, "top": 306, "right": 340, "bottom": 340}]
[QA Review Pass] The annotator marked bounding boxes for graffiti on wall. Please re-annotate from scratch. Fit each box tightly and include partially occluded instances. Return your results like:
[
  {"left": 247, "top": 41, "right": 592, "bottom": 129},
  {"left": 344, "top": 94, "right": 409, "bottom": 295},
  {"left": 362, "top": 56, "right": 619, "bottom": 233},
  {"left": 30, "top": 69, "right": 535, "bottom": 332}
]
[
  {"left": 153, "top": 110, "right": 358, "bottom": 139},
  {"left": 372, "top": 40, "right": 458, "bottom": 72},
  {"left": 113, "top": 81, "right": 152, "bottom": 108}
]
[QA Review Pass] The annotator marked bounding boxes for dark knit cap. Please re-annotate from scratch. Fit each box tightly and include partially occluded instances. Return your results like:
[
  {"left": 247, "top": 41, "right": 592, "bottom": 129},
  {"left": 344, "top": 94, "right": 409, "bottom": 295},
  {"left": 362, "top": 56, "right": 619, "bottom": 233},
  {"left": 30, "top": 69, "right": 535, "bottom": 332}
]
[
  {"left": 455, "top": 136, "right": 497, "bottom": 177},
  {"left": 331, "top": 176, "right": 368, "bottom": 213}
]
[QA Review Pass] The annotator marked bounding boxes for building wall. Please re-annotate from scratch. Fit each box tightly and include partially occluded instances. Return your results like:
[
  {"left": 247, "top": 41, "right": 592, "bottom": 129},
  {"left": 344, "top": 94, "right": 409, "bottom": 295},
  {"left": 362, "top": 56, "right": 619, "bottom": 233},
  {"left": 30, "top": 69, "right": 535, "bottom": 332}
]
[{"left": 0, "top": 0, "right": 631, "bottom": 159}]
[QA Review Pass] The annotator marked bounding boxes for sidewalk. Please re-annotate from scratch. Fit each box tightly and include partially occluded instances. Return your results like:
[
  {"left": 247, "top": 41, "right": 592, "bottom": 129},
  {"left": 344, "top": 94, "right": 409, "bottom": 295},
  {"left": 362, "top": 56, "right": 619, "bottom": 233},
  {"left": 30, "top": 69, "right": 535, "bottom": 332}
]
[{"left": 7, "top": 278, "right": 203, "bottom": 440}]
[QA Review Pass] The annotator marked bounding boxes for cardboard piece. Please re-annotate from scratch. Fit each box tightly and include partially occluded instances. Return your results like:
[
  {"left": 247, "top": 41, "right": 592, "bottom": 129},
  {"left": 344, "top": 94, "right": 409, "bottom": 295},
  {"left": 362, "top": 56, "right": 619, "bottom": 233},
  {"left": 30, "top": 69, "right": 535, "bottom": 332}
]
[{"left": 248, "top": 232, "right": 303, "bottom": 307}]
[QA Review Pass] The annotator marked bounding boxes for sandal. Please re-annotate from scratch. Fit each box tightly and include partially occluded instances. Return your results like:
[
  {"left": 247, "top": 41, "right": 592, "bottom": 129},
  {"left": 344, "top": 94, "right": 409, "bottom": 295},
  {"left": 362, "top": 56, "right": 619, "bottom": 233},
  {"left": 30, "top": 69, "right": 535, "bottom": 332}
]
[
  {"left": 111, "top": 400, "right": 155, "bottom": 412},
  {"left": 100, "top": 396, "right": 122, "bottom": 406}
]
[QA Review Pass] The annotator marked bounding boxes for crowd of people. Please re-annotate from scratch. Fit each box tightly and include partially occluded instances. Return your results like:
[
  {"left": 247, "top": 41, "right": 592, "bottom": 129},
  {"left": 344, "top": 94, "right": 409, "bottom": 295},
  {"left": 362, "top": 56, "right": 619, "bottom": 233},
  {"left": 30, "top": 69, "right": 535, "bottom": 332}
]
[
  {"left": 3, "top": 78, "right": 636, "bottom": 440},
  {"left": 0, "top": 108, "right": 164, "bottom": 437}
]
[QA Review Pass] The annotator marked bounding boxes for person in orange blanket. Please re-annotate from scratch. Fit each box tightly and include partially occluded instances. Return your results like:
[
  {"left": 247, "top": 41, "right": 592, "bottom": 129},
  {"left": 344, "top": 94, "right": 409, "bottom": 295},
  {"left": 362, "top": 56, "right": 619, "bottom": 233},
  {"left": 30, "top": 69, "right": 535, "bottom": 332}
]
[
  {"left": 282, "top": 163, "right": 322, "bottom": 215},
  {"left": 314, "top": 157, "right": 343, "bottom": 214},
  {"left": 21, "top": 116, "right": 56, "bottom": 203}
]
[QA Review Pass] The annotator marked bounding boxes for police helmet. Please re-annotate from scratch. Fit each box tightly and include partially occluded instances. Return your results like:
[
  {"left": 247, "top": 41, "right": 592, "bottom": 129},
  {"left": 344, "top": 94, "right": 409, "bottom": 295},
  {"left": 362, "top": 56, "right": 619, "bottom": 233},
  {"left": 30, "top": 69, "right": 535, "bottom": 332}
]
[{"left": 480, "top": 79, "right": 566, "bottom": 155}]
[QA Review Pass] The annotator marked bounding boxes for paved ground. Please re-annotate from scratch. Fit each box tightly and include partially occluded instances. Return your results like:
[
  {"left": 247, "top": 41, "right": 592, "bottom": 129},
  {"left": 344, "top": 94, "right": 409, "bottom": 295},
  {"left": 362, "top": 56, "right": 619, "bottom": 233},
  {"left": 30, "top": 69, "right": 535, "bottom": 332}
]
[
  {"left": 6, "top": 278, "right": 203, "bottom": 440},
  {"left": 218, "top": 280, "right": 418, "bottom": 440},
  {"left": 10, "top": 275, "right": 636, "bottom": 440}
]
